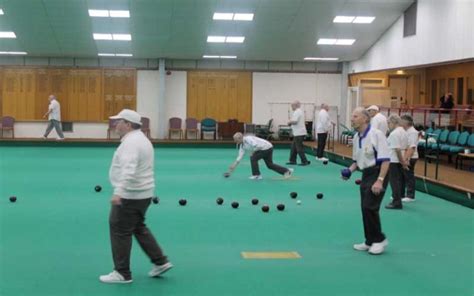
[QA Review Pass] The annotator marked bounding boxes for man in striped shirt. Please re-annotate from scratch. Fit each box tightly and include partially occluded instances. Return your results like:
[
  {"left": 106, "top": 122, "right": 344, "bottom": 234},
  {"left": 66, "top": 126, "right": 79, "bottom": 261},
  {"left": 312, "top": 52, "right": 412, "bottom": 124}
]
[{"left": 228, "top": 133, "right": 293, "bottom": 180}]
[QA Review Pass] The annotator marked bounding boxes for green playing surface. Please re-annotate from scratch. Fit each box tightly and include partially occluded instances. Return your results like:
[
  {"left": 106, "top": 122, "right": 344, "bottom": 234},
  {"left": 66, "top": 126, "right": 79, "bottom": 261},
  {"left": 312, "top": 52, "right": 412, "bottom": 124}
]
[{"left": 0, "top": 146, "right": 472, "bottom": 296}]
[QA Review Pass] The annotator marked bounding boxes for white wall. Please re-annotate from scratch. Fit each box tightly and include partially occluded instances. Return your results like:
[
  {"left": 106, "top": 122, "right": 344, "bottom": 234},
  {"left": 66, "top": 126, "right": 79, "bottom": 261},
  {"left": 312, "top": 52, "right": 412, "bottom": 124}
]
[
  {"left": 137, "top": 70, "right": 160, "bottom": 138},
  {"left": 350, "top": 0, "right": 474, "bottom": 73},
  {"left": 252, "top": 72, "right": 342, "bottom": 130}
]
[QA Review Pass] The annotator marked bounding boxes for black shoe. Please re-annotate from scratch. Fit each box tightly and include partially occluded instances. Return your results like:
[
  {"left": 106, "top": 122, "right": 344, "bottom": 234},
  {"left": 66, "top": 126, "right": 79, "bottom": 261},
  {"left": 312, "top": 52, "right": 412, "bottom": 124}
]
[
  {"left": 385, "top": 203, "right": 402, "bottom": 210},
  {"left": 298, "top": 161, "right": 311, "bottom": 166},
  {"left": 286, "top": 162, "right": 297, "bottom": 165}
]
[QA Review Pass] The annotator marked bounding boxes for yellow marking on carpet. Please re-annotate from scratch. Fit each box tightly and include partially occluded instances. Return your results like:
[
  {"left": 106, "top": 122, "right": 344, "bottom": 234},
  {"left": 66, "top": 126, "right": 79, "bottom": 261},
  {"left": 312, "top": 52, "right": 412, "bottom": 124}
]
[
  {"left": 270, "top": 176, "right": 301, "bottom": 181},
  {"left": 241, "top": 251, "right": 301, "bottom": 259}
]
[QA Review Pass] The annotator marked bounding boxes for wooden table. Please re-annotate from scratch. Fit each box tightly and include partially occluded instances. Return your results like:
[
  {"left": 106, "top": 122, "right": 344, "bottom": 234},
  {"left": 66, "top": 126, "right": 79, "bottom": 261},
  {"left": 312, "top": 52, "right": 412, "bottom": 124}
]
[
  {"left": 218, "top": 121, "right": 244, "bottom": 139},
  {"left": 455, "top": 152, "right": 474, "bottom": 170}
]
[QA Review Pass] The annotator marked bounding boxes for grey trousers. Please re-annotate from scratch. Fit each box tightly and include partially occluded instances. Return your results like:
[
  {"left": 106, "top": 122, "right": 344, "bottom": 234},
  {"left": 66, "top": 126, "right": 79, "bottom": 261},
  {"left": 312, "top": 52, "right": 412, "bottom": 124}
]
[
  {"left": 44, "top": 120, "right": 64, "bottom": 138},
  {"left": 289, "top": 135, "right": 309, "bottom": 163},
  {"left": 389, "top": 163, "right": 405, "bottom": 206},
  {"left": 402, "top": 159, "right": 418, "bottom": 199},
  {"left": 109, "top": 198, "right": 168, "bottom": 280}
]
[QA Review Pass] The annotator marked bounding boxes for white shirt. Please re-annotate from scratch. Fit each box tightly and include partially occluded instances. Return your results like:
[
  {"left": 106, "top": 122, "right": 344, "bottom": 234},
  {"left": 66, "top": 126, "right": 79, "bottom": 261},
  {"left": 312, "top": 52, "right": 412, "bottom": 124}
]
[
  {"left": 406, "top": 126, "right": 419, "bottom": 159},
  {"left": 48, "top": 99, "right": 61, "bottom": 121},
  {"left": 315, "top": 109, "right": 331, "bottom": 134},
  {"left": 290, "top": 108, "right": 307, "bottom": 136},
  {"left": 352, "top": 125, "right": 390, "bottom": 170},
  {"left": 387, "top": 126, "right": 408, "bottom": 163},
  {"left": 370, "top": 113, "right": 388, "bottom": 136},
  {"left": 109, "top": 130, "right": 155, "bottom": 199},
  {"left": 236, "top": 135, "right": 273, "bottom": 162}
]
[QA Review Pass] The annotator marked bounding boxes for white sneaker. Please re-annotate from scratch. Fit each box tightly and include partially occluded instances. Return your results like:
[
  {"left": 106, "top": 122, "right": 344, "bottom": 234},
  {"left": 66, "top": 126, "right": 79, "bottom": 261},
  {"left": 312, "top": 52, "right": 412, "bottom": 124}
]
[
  {"left": 56, "top": 137, "right": 64, "bottom": 141},
  {"left": 368, "top": 239, "right": 388, "bottom": 255},
  {"left": 284, "top": 168, "right": 294, "bottom": 179},
  {"left": 402, "top": 197, "right": 415, "bottom": 203},
  {"left": 249, "top": 175, "right": 263, "bottom": 180},
  {"left": 99, "top": 270, "right": 132, "bottom": 284},
  {"left": 353, "top": 242, "right": 371, "bottom": 251},
  {"left": 149, "top": 262, "right": 173, "bottom": 277}
]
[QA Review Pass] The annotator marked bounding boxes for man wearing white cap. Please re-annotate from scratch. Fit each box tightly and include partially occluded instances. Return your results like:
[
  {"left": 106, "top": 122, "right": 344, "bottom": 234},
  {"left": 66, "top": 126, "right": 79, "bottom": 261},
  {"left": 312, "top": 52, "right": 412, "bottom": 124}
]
[
  {"left": 100, "top": 109, "right": 172, "bottom": 284},
  {"left": 367, "top": 105, "right": 388, "bottom": 136}
]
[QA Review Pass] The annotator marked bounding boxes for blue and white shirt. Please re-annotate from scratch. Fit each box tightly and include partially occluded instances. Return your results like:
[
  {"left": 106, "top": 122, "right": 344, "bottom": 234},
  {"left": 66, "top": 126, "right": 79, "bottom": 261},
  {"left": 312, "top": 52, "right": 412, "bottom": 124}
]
[{"left": 352, "top": 125, "right": 390, "bottom": 170}]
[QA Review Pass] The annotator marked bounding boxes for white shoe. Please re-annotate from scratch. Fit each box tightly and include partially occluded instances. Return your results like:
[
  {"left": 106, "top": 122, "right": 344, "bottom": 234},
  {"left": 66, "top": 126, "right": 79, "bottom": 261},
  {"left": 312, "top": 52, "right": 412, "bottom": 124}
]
[
  {"left": 149, "top": 262, "right": 173, "bottom": 277},
  {"left": 99, "top": 270, "right": 132, "bottom": 284},
  {"left": 353, "top": 242, "right": 371, "bottom": 251},
  {"left": 284, "top": 168, "right": 294, "bottom": 179},
  {"left": 56, "top": 137, "right": 64, "bottom": 141},
  {"left": 249, "top": 175, "right": 263, "bottom": 180},
  {"left": 368, "top": 239, "right": 388, "bottom": 255},
  {"left": 402, "top": 197, "right": 415, "bottom": 203}
]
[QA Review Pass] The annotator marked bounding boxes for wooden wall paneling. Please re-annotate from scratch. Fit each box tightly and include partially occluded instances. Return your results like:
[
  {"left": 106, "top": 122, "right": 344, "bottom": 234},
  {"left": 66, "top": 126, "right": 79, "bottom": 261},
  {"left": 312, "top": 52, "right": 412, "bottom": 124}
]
[
  {"left": 237, "top": 72, "right": 252, "bottom": 123},
  {"left": 2, "top": 69, "right": 17, "bottom": 117},
  {"left": 103, "top": 70, "right": 115, "bottom": 120},
  {"left": 86, "top": 70, "right": 102, "bottom": 121},
  {"left": 206, "top": 74, "right": 218, "bottom": 119},
  {"left": 35, "top": 69, "right": 50, "bottom": 119},
  {"left": 196, "top": 73, "right": 207, "bottom": 120},
  {"left": 186, "top": 72, "right": 198, "bottom": 119},
  {"left": 227, "top": 74, "right": 239, "bottom": 120},
  {"left": 0, "top": 69, "right": 3, "bottom": 116},
  {"left": 50, "top": 69, "right": 69, "bottom": 120},
  {"left": 123, "top": 70, "right": 136, "bottom": 111}
]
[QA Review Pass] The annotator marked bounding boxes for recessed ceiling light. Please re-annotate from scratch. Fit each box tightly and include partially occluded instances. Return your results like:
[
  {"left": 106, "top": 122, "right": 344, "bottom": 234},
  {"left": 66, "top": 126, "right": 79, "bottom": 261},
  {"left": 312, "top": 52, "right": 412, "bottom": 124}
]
[
  {"left": 89, "top": 9, "right": 109, "bottom": 17},
  {"left": 226, "top": 36, "right": 245, "bottom": 43},
  {"left": 98, "top": 53, "right": 115, "bottom": 57},
  {"left": 233, "top": 13, "right": 254, "bottom": 21},
  {"left": 335, "top": 39, "right": 355, "bottom": 45},
  {"left": 317, "top": 38, "right": 337, "bottom": 45},
  {"left": 207, "top": 36, "right": 226, "bottom": 43},
  {"left": 0, "top": 31, "right": 16, "bottom": 38},
  {"left": 112, "top": 34, "right": 132, "bottom": 41},
  {"left": 93, "top": 33, "right": 113, "bottom": 40},
  {"left": 304, "top": 57, "right": 339, "bottom": 61},
  {"left": 203, "top": 55, "right": 220, "bottom": 58},
  {"left": 213, "top": 13, "right": 234, "bottom": 20},
  {"left": 0, "top": 51, "right": 27, "bottom": 55},
  {"left": 115, "top": 53, "right": 133, "bottom": 57},
  {"left": 109, "top": 10, "right": 130, "bottom": 18},
  {"left": 0, "top": 9, "right": 4, "bottom": 15},
  {"left": 220, "top": 56, "right": 237, "bottom": 59},
  {"left": 353, "top": 16, "right": 375, "bottom": 23},
  {"left": 333, "top": 16, "right": 355, "bottom": 23}
]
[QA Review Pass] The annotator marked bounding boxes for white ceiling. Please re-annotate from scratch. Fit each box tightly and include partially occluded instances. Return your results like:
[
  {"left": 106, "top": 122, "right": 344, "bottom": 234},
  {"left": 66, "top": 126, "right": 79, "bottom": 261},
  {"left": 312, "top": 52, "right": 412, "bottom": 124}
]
[{"left": 0, "top": 0, "right": 414, "bottom": 62}]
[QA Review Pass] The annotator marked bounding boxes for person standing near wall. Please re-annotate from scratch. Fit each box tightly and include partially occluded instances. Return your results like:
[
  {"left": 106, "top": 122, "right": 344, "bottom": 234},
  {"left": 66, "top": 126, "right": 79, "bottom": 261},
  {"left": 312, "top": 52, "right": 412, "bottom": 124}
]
[{"left": 42, "top": 95, "right": 65, "bottom": 140}]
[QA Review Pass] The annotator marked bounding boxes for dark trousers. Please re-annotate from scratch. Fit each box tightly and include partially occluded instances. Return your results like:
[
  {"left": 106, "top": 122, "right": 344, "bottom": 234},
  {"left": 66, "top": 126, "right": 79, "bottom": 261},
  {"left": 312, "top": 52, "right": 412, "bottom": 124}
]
[
  {"left": 389, "top": 163, "right": 405, "bottom": 206},
  {"left": 402, "top": 159, "right": 417, "bottom": 199},
  {"left": 289, "top": 135, "right": 308, "bottom": 163},
  {"left": 316, "top": 133, "right": 328, "bottom": 158},
  {"left": 44, "top": 119, "right": 64, "bottom": 138},
  {"left": 109, "top": 198, "right": 168, "bottom": 280},
  {"left": 360, "top": 166, "right": 389, "bottom": 245},
  {"left": 251, "top": 148, "right": 289, "bottom": 176}
]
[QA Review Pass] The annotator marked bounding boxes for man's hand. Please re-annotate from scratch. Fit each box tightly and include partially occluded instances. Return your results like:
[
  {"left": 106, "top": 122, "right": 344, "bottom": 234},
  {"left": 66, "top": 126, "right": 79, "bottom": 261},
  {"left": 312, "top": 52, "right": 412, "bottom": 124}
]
[
  {"left": 111, "top": 195, "right": 122, "bottom": 205},
  {"left": 371, "top": 179, "right": 384, "bottom": 195}
]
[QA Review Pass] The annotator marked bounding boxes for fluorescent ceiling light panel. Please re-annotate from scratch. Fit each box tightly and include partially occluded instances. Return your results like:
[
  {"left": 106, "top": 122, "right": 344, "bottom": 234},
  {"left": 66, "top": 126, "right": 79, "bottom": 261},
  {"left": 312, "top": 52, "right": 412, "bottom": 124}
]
[
  {"left": 109, "top": 10, "right": 130, "bottom": 18},
  {"left": 89, "top": 9, "right": 109, "bottom": 17},
  {"left": 226, "top": 36, "right": 245, "bottom": 43},
  {"left": 93, "top": 33, "right": 112, "bottom": 40},
  {"left": 304, "top": 57, "right": 339, "bottom": 61},
  {"left": 233, "top": 13, "right": 254, "bottom": 21},
  {"left": 220, "top": 55, "right": 237, "bottom": 59},
  {"left": 98, "top": 53, "right": 116, "bottom": 56},
  {"left": 353, "top": 16, "right": 375, "bottom": 23},
  {"left": 112, "top": 34, "right": 131, "bottom": 41},
  {"left": 0, "top": 9, "right": 4, "bottom": 15},
  {"left": 0, "top": 51, "right": 27, "bottom": 55},
  {"left": 335, "top": 39, "right": 355, "bottom": 45},
  {"left": 317, "top": 38, "right": 337, "bottom": 45},
  {"left": 0, "top": 31, "right": 16, "bottom": 38},
  {"left": 203, "top": 55, "right": 220, "bottom": 58},
  {"left": 115, "top": 53, "right": 133, "bottom": 57},
  {"left": 333, "top": 16, "right": 355, "bottom": 23},
  {"left": 213, "top": 13, "right": 233, "bottom": 20},
  {"left": 207, "top": 36, "right": 226, "bottom": 43}
]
